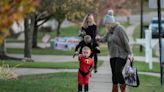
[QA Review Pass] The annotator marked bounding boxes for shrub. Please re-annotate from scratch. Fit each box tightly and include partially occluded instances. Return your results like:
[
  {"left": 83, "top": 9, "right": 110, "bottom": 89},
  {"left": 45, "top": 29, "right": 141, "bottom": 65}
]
[{"left": 0, "top": 62, "right": 18, "bottom": 80}]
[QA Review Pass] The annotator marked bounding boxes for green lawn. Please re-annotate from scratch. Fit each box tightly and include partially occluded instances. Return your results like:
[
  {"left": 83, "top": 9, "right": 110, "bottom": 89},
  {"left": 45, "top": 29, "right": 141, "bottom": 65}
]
[
  {"left": 121, "top": 22, "right": 131, "bottom": 28},
  {"left": 6, "top": 44, "right": 155, "bottom": 57},
  {"left": 7, "top": 26, "right": 80, "bottom": 43},
  {"left": 132, "top": 46, "right": 145, "bottom": 56},
  {"left": 7, "top": 45, "right": 109, "bottom": 56},
  {"left": 38, "top": 26, "right": 80, "bottom": 42},
  {"left": 0, "top": 60, "right": 78, "bottom": 69},
  {"left": 134, "top": 61, "right": 160, "bottom": 73},
  {"left": 133, "top": 25, "right": 141, "bottom": 41},
  {"left": 0, "top": 60, "right": 103, "bottom": 69},
  {"left": 99, "top": 44, "right": 108, "bottom": 56},
  {"left": 7, "top": 48, "right": 74, "bottom": 55},
  {"left": 132, "top": 24, "right": 157, "bottom": 57},
  {"left": 0, "top": 72, "right": 77, "bottom": 92},
  {"left": 129, "top": 75, "right": 164, "bottom": 92},
  {"left": 132, "top": 25, "right": 145, "bottom": 56}
]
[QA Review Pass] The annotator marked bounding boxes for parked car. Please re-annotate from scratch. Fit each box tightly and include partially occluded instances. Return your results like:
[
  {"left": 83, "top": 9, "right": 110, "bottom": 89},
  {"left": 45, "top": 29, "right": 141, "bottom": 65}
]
[{"left": 149, "top": 17, "right": 164, "bottom": 38}]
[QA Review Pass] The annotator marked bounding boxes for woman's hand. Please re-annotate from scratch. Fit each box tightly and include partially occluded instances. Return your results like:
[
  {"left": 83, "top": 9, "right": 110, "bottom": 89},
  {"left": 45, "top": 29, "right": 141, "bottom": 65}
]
[{"left": 128, "top": 54, "right": 134, "bottom": 62}]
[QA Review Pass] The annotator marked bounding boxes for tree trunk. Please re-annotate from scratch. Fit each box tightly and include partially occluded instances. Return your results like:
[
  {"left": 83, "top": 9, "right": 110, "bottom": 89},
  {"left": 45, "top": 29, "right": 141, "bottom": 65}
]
[
  {"left": 32, "top": 18, "right": 38, "bottom": 48},
  {"left": 0, "top": 40, "right": 6, "bottom": 58},
  {"left": 32, "top": 13, "right": 50, "bottom": 48},
  {"left": 56, "top": 21, "right": 62, "bottom": 37},
  {"left": 24, "top": 13, "right": 35, "bottom": 59}
]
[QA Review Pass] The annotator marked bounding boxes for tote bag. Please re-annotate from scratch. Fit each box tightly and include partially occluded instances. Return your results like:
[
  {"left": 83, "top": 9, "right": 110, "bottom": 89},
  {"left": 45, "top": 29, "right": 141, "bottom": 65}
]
[{"left": 124, "top": 60, "right": 140, "bottom": 87}]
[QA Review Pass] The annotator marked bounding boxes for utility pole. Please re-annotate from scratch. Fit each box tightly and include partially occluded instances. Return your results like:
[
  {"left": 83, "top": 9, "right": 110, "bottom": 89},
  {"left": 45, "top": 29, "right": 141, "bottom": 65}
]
[
  {"left": 140, "top": 0, "right": 143, "bottom": 52},
  {"left": 157, "top": 0, "right": 163, "bottom": 85}
]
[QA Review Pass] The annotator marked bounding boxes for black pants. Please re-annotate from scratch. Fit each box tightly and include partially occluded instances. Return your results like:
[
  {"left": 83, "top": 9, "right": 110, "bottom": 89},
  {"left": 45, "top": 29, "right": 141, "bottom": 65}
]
[
  {"left": 93, "top": 53, "right": 98, "bottom": 69},
  {"left": 78, "top": 84, "right": 88, "bottom": 92},
  {"left": 110, "top": 57, "right": 127, "bottom": 84}
]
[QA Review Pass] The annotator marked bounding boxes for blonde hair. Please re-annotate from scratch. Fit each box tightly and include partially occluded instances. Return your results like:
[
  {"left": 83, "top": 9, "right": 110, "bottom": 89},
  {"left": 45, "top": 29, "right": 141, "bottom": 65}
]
[
  {"left": 82, "top": 46, "right": 91, "bottom": 52},
  {"left": 84, "top": 35, "right": 91, "bottom": 41},
  {"left": 105, "top": 22, "right": 119, "bottom": 31},
  {"left": 82, "top": 14, "right": 96, "bottom": 28}
]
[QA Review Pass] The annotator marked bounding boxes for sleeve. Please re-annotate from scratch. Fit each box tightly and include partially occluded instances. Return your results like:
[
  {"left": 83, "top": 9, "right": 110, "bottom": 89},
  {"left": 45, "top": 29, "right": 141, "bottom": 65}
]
[
  {"left": 91, "top": 59, "right": 94, "bottom": 67},
  {"left": 94, "top": 42, "right": 100, "bottom": 53},
  {"left": 75, "top": 41, "right": 82, "bottom": 52},
  {"left": 79, "top": 27, "right": 86, "bottom": 37},
  {"left": 117, "top": 27, "right": 132, "bottom": 55},
  {"left": 95, "top": 42, "right": 99, "bottom": 47},
  {"left": 100, "top": 33, "right": 109, "bottom": 43},
  {"left": 92, "top": 25, "right": 97, "bottom": 39},
  {"left": 90, "top": 52, "right": 94, "bottom": 57},
  {"left": 78, "top": 54, "right": 83, "bottom": 61},
  {"left": 88, "top": 58, "right": 94, "bottom": 72}
]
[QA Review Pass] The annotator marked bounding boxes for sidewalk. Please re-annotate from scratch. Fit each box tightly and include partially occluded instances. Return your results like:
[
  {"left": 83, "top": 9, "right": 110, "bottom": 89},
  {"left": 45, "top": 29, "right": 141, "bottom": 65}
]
[
  {"left": 90, "top": 60, "right": 113, "bottom": 92},
  {"left": 8, "top": 54, "right": 159, "bottom": 63}
]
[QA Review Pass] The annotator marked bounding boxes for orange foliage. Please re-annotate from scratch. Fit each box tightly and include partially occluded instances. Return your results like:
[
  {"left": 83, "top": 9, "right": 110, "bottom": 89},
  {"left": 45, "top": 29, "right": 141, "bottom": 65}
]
[
  {"left": 0, "top": 0, "right": 38, "bottom": 44},
  {"left": 96, "top": 0, "right": 139, "bottom": 26}
]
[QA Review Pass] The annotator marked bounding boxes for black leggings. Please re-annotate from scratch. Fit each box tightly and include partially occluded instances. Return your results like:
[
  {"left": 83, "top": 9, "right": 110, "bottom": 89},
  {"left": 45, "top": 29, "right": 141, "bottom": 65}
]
[
  {"left": 110, "top": 57, "right": 127, "bottom": 84},
  {"left": 94, "top": 53, "right": 98, "bottom": 69},
  {"left": 78, "top": 84, "right": 88, "bottom": 92}
]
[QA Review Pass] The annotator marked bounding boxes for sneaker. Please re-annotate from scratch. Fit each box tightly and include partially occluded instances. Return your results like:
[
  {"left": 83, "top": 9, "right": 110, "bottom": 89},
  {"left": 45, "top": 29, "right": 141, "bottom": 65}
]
[{"left": 94, "top": 69, "right": 97, "bottom": 73}]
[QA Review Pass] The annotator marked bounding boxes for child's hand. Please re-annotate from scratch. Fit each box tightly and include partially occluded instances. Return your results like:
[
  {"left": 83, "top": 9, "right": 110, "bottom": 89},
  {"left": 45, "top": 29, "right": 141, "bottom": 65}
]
[{"left": 73, "top": 52, "right": 79, "bottom": 58}]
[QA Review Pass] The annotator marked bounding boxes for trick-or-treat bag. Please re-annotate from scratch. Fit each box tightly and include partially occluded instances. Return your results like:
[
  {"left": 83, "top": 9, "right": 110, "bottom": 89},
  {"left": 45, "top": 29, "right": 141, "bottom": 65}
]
[{"left": 124, "top": 60, "right": 140, "bottom": 87}]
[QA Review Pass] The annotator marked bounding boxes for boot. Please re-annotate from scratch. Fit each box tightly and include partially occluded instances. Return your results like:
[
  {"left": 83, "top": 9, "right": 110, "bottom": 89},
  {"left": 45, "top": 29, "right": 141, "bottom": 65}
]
[
  {"left": 78, "top": 84, "right": 82, "bottom": 92},
  {"left": 84, "top": 84, "right": 88, "bottom": 92},
  {"left": 94, "top": 68, "right": 98, "bottom": 73},
  {"left": 120, "top": 84, "right": 126, "bottom": 92},
  {"left": 112, "top": 84, "right": 118, "bottom": 92},
  {"left": 94, "top": 63, "right": 98, "bottom": 73}
]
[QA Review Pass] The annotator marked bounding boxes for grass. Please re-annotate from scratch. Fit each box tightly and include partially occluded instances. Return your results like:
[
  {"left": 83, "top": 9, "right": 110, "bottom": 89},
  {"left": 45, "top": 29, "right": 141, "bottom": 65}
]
[
  {"left": 0, "top": 72, "right": 77, "bottom": 92},
  {"left": 0, "top": 60, "right": 79, "bottom": 69},
  {"left": 38, "top": 26, "right": 80, "bottom": 42},
  {"left": 7, "top": 48, "right": 74, "bottom": 55},
  {"left": 99, "top": 44, "right": 108, "bottom": 56},
  {"left": 129, "top": 75, "right": 164, "bottom": 92},
  {"left": 133, "top": 61, "right": 160, "bottom": 73},
  {"left": 132, "top": 24, "right": 157, "bottom": 57},
  {"left": 132, "top": 46, "right": 145, "bottom": 56},
  {"left": 132, "top": 45, "right": 157, "bottom": 57},
  {"left": 7, "top": 45, "right": 109, "bottom": 56},
  {"left": 7, "top": 26, "right": 80, "bottom": 43},
  {"left": 133, "top": 25, "right": 141, "bottom": 40},
  {"left": 121, "top": 22, "right": 131, "bottom": 28},
  {"left": 0, "top": 60, "right": 104, "bottom": 69}
]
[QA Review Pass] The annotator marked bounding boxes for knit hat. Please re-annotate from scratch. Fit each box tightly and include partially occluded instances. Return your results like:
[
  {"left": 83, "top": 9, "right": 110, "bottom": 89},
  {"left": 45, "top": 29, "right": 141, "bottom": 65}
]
[{"left": 103, "top": 9, "right": 115, "bottom": 24}]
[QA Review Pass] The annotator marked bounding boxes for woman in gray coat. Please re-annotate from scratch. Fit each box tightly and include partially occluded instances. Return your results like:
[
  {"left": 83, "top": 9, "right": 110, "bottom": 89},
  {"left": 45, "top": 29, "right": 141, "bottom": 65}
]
[{"left": 102, "top": 9, "right": 133, "bottom": 92}]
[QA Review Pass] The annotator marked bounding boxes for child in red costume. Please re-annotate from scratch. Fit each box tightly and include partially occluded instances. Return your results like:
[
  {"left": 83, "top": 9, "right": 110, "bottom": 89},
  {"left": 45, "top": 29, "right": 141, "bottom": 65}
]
[{"left": 77, "top": 46, "right": 94, "bottom": 92}]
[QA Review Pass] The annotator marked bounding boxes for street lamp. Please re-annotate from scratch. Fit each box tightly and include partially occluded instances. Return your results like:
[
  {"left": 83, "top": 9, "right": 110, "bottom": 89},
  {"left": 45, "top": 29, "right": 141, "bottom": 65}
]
[
  {"left": 140, "top": 0, "right": 143, "bottom": 52},
  {"left": 157, "top": 0, "right": 164, "bottom": 86}
]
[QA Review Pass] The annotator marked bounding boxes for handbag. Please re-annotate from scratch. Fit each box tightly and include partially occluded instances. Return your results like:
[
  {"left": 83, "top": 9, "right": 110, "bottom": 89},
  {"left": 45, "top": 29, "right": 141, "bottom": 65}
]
[{"left": 124, "top": 60, "right": 140, "bottom": 87}]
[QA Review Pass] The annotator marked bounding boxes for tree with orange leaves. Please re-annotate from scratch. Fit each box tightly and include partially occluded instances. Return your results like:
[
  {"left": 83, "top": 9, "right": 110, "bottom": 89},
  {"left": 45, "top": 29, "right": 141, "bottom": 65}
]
[{"left": 0, "top": 0, "right": 38, "bottom": 58}]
